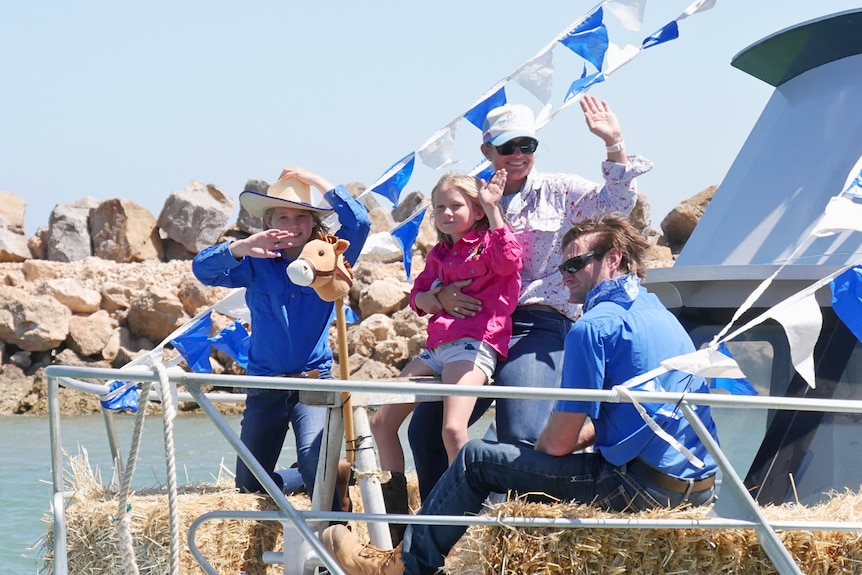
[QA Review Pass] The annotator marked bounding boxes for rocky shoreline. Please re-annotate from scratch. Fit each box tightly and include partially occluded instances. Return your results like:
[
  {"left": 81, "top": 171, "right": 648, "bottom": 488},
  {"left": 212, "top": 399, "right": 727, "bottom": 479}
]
[{"left": 0, "top": 180, "right": 714, "bottom": 417}]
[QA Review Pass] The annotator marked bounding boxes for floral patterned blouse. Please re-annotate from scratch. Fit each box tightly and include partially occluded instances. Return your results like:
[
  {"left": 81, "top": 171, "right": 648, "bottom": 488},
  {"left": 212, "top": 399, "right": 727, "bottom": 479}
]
[{"left": 498, "top": 155, "right": 653, "bottom": 320}]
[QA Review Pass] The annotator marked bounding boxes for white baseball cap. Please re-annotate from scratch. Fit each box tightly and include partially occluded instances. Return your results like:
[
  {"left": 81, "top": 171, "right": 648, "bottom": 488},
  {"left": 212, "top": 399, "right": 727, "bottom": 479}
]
[{"left": 482, "top": 104, "right": 537, "bottom": 145}]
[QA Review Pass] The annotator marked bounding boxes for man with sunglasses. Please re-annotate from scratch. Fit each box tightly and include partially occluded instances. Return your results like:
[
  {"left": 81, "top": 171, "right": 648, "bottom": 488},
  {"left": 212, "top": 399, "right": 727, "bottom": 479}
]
[
  {"left": 408, "top": 95, "right": 654, "bottom": 502},
  {"left": 322, "top": 214, "right": 719, "bottom": 575}
]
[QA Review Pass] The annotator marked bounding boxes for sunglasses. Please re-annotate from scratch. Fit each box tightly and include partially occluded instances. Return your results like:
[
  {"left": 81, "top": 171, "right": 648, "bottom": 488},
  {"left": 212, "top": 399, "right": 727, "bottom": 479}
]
[
  {"left": 492, "top": 138, "right": 539, "bottom": 156},
  {"left": 558, "top": 251, "right": 596, "bottom": 274}
]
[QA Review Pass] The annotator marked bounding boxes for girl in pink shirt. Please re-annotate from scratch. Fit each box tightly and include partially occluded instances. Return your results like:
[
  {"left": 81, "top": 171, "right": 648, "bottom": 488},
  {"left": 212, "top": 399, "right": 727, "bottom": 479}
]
[{"left": 370, "top": 170, "right": 522, "bottom": 543}]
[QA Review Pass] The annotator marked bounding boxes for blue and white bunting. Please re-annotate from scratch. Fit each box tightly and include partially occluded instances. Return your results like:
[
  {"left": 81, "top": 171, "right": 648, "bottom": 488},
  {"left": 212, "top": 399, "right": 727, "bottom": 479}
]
[
  {"left": 558, "top": 7, "right": 609, "bottom": 71},
  {"left": 642, "top": 21, "right": 679, "bottom": 49},
  {"left": 831, "top": 266, "right": 862, "bottom": 344},
  {"left": 391, "top": 206, "right": 429, "bottom": 279},
  {"left": 369, "top": 152, "right": 416, "bottom": 205},
  {"left": 208, "top": 319, "right": 250, "bottom": 369},
  {"left": 170, "top": 311, "right": 215, "bottom": 373},
  {"left": 464, "top": 86, "right": 508, "bottom": 131}
]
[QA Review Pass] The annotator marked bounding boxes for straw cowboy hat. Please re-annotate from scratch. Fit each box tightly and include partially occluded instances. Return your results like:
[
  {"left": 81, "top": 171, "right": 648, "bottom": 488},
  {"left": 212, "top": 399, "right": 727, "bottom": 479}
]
[{"left": 239, "top": 178, "right": 334, "bottom": 217}]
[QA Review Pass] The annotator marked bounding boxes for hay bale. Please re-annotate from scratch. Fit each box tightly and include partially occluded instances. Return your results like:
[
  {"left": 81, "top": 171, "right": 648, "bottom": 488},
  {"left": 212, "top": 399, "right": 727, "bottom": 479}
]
[
  {"left": 445, "top": 491, "right": 862, "bottom": 575},
  {"left": 39, "top": 452, "right": 307, "bottom": 575},
  {"left": 39, "top": 452, "right": 423, "bottom": 574}
]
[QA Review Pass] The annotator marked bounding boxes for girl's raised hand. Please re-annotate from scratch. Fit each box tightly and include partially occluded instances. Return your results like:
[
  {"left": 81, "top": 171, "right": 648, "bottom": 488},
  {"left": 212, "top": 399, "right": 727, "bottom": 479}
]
[
  {"left": 229, "top": 229, "right": 292, "bottom": 259},
  {"left": 479, "top": 169, "right": 507, "bottom": 207}
]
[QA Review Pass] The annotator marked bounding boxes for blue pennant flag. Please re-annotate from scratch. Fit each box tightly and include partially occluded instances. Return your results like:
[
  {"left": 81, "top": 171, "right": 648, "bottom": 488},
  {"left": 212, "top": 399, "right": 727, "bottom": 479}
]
[
  {"left": 345, "top": 305, "right": 360, "bottom": 324},
  {"left": 100, "top": 380, "right": 140, "bottom": 412},
  {"left": 370, "top": 152, "right": 416, "bottom": 205},
  {"left": 564, "top": 66, "right": 606, "bottom": 103},
  {"left": 642, "top": 21, "right": 679, "bottom": 49},
  {"left": 474, "top": 163, "right": 495, "bottom": 184},
  {"left": 464, "top": 86, "right": 507, "bottom": 131},
  {"left": 557, "top": 7, "right": 609, "bottom": 71},
  {"left": 170, "top": 312, "right": 215, "bottom": 373},
  {"left": 831, "top": 266, "right": 862, "bottom": 343},
  {"left": 391, "top": 206, "right": 428, "bottom": 279},
  {"left": 209, "top": 319, "right": 250, "bottom": 369},
  {"left": 844, "top": 166, "right": 862, "bottom": 199},
  {"left": 710, "top": 342, "right": 759, "bottom": 395}
]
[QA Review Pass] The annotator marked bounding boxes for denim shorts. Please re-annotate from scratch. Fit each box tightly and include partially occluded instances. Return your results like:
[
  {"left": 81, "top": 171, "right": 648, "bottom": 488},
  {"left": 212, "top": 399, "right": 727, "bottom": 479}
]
[{"left": 417, "top": 338, "right": 497, "bottom": 380}]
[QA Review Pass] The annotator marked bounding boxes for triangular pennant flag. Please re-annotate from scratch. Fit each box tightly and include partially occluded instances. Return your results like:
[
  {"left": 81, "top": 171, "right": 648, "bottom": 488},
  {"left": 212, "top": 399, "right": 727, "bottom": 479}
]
[
  {"left": 464, "top": 86, "right": 507, "bottom": 131},
  {"left": 100, "top": 380, "right": 140, "bottom": 412},
  {"left": 769, "top": 293, "right": 822, "bottom": 389},
  {"left": 831, "top": 265, "right": 862, "bottom": 343},
  {"left": 391, "top": 206, "right": 429, "bottom": 279},
  {"left": 603, "top": 41, "right": 641, "bottom": 76},
  {"left": 642, "top": 21, "right": 679, "bottom": 49},
  {"left": 369, "top": 152, "right": 416, "bottom": 205},
  {"left": 170, "top": 311, "right": 214, "bottom": 373},
  {"left": 660, "top": 347, "right": 747, "bottom": 379},
  {"left": 208, "top": 319, "right": 250, "bottom": 369},
  {"left": 676, "top": 0, "right": 717, "bottom": 21},
  {"left": 557, "top": 7, "right": 609, "bottom": 71},
  {"left": 417, "top": 121, "right": 459, "bottom": 170},
  {"left": 473, "top": 163, "right": 495, "bottom": 184},
  {"left": 564, "top": 67, "right": 606, "bottom": 103},
  {"left": 811, "top": 196, "right": 862, "bottom": 237},
  {"left": 513, "top": 50, "right": 555, "bottom": 104},
  {"left": 605, "top": 0, "right": 645, "bottom": 31},
  {"left": 345, "top": 305, "right": 360, "bottom": 324},
  {"left": 710, "top": 343, "right": 759, "bottom": 395},
  {"left": 842, "top": 154, "right": 862, "bottom": 199}
]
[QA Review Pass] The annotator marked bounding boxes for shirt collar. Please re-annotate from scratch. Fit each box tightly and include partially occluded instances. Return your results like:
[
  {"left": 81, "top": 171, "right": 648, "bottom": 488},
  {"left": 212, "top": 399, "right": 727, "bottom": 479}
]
[{"left": 584, "top": 274, "right": 641, "bottom": 312}]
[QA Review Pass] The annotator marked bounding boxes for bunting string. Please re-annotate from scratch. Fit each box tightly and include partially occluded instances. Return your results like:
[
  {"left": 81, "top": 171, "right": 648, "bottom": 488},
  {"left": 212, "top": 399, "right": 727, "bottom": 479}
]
[{"left": 349, "top": 0, "right": 719, "bottom": 271}]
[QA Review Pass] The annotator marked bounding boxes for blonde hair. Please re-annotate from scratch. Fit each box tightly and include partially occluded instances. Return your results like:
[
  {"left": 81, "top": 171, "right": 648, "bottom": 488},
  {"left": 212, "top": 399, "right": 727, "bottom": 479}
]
[{"left": 430, "top": 172, "right": 488, "bottom": 245}]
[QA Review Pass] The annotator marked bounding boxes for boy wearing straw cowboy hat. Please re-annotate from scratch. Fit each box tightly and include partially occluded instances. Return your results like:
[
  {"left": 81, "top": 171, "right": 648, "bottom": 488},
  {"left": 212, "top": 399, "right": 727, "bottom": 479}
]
[
  {"left": 192, "top": 166, "right": 370, "bottom": 512},
  {"left": 321, "top": 214, "right": 719, "bottom": 575}
]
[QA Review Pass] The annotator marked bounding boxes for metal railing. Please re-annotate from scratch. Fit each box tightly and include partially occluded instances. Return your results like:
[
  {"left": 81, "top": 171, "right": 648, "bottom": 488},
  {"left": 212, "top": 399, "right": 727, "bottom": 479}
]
[{"left": 46, "top": 364, "right": 862, "bottom": 575}]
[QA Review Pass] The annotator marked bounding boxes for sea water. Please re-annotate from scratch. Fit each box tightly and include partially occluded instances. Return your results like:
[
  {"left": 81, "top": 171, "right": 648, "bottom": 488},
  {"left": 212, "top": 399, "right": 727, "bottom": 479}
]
[{"left": 1, "top": 411, "right": 495, "bottom": 574}]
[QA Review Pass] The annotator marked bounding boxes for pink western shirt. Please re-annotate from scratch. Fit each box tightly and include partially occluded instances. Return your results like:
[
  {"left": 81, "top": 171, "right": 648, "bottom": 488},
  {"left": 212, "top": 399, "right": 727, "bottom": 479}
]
[{"left": 410, "top": 225, "right": 522, "bottom": 359}]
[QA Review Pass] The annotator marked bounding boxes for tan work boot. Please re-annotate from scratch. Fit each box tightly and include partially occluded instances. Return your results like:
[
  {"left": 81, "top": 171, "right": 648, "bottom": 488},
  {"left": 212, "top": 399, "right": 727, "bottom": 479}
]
[{"left": 321, "top": 524, "right": 404, "bottom": 575}]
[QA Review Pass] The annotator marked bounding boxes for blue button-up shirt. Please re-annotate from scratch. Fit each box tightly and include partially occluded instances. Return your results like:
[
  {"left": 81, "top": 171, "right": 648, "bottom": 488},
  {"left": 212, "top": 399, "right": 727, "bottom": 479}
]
[{"left": 192, "top": 185, "right": 370, "bottom": 376}]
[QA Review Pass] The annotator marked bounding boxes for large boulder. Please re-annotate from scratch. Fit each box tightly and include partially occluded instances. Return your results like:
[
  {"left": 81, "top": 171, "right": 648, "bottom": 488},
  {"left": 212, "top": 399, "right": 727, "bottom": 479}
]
[
  {"left": 660, "top": 185, "right": 717, "bottom": 252},
  {"left": 158, "top": 180, "right": 234, "bottom": 253},
  {"left": 0, "top": 286, "right": 71, "bottom": 351},
  {"left": 45, "top": 197, "right": 100, "bottom": 262},
  {"left": 90, "top": 199, "right": 164, "bottom": 262},
  {"left": 0, "top": 192, "right": 32, "bottom": 262}
]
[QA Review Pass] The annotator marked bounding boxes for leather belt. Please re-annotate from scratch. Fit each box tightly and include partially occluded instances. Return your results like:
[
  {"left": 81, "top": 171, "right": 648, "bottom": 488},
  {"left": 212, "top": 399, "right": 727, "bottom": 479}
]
[
  {"left": 517, "top": 304, "right": 560, "bottom": 315},
  {"left": 285, "top": 370, "right": 321, "bottom": 379},
  {"left": 627, "top": 459, "right": 715, "bottom": 494}
]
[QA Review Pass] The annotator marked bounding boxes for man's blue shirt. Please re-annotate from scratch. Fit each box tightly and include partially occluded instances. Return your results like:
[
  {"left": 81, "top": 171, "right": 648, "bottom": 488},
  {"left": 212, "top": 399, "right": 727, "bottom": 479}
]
[{"left": 555, "top": 275, "right": 719, "bottom": 478}]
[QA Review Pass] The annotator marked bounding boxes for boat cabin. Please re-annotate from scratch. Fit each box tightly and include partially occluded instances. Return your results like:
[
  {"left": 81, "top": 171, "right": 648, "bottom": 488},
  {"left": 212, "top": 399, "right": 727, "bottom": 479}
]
[{"left": 645, "top": 9, "right": 862, "bottom": 507}]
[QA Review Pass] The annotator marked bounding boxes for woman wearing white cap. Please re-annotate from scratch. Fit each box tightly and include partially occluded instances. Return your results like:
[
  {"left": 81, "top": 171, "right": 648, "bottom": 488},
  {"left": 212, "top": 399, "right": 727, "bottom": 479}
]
[
  {"left": 192, "top": 166, "right": 370, "bottom": 511},
  {"left": 407, "top": 95, "right": 653, "bottom": 501}
]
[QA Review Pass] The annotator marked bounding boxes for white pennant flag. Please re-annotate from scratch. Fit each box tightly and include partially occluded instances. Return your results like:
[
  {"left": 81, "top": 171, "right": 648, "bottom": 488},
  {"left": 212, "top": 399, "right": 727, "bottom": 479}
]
[
  {"left": 514, "top": 50, "right": 556, "bottom": 104},
  {"left": 417, "top": 120, "right": 459, "bottom": 170},
  {"left": 768, "top": 293, "right": 822, "bottom": 389},
  {"left": 811, "top": 196, "right": 862, "bottom": 237},
  {"left": 604, "top": 0, "right": 646, "bottom": 31},
  {"left": 677, "top": 0, "right": 717, "bottom": 21},
  {"left": 660, "top": 347, "right": 748, "bottom": 379},
  {"left": 603, "top": 41, "right": 642, "bottom": 76}
]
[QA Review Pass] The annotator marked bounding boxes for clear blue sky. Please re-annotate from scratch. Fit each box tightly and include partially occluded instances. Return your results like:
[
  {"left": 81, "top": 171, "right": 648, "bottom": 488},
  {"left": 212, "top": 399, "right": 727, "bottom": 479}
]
[{"left": 3, "top": 1, "right": 860, "bottom": 237}]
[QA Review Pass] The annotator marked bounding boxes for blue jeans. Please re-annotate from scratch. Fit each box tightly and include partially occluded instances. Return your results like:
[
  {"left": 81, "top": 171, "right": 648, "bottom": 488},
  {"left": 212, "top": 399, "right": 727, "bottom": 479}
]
[
  {"left": 401, "top": 439, "right": 717, "bottom": 575},
  {"left": 235, "top": 371, "right": 342, "bottom": 511},
  {"left": 408, "top": 308, "right": 572, "bottom": 500}
]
